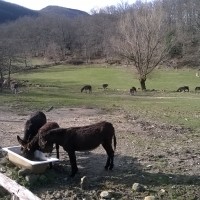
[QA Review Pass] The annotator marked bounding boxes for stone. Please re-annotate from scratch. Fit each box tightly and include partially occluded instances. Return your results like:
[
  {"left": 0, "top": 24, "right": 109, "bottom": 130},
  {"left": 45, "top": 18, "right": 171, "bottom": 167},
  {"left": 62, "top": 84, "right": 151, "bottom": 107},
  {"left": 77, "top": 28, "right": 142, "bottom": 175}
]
[
  {"left": 144, "top": 196, "right": 156, "bottom": 200},
  {"left": 0, "top": 166, "right": 6, "bottom": 173},
  {"left": 54, "top": 192, "right": 62, "bottom": 199},
  {"left": 160, "top": 188, "right": 166, "bottom": 194},
  {"left": 80, "top": 176, "right": 89, "bottom": 190},
  {"left": 132, "top": 183, "right": 146, "bottom": 192},
  {"left": 100, "top": 190, "right": 112, "bottom": 199}
]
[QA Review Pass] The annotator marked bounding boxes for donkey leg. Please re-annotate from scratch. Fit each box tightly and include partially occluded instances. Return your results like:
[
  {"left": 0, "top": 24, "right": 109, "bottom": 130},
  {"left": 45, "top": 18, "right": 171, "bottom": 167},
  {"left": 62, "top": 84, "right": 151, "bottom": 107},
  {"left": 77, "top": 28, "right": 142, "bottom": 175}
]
[
  {"left": 104, "top": 157, "right": 111, "bottom": 170},
  {"left": 109, "top": 154, "right": 114, "bottom": 170},
  {"left": 102, "top": 143, "right": 114, "bottom": 170},
  {"left": 56, "top": 144, "right": 59, "bottom": 159},
  {"left": 68, "top": 151, "right": 78, "bottom": 177}
]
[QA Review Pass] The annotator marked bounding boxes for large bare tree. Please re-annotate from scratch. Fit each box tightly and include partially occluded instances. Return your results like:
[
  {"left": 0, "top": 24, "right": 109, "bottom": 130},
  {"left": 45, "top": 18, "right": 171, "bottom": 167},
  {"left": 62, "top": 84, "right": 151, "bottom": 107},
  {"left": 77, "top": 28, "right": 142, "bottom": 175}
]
[{"left": 112, "top": 2, "right": 174, "bottom": 90}]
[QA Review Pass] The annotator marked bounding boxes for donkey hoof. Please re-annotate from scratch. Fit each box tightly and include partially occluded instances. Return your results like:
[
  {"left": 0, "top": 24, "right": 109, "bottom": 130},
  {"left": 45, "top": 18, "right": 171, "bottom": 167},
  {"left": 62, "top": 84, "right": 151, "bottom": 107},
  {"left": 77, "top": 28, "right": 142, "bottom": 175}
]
[
  {"left": 104, "top": 166, "right": 109, "bottom": 170},
  {"left": 109, "top": 165, "right": 114, "bottom": 170}
]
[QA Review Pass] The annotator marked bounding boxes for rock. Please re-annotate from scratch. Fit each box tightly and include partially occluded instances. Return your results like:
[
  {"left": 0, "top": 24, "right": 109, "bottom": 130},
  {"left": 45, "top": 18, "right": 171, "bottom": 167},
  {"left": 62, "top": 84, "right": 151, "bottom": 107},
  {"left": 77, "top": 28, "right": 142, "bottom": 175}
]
[
  {"left": 144, "top": 196, "right": 156, "bottom": 200},
  {"left": 146, "top": 164, "right": 152, "bottom": 169},
  {"left": 132, "top": 183, "right": 146, "bottom": 192},
  {"left": 54, "top": 192, "right": 62, "bottom": 199},
  {"left": 0, "top": 166, "right": 6, "bottom": 173},
  {"left": 80, "top": 176, "right": 89, "bottom": 190},
  {"left": 160, "top": 188, "right": 166, "bottom": 194},
  {"left": 100, "top": 190, "right": 112, "bottom": 199},
  {"left": 5, "top": 169, "right": 12, "bottom": 176}
]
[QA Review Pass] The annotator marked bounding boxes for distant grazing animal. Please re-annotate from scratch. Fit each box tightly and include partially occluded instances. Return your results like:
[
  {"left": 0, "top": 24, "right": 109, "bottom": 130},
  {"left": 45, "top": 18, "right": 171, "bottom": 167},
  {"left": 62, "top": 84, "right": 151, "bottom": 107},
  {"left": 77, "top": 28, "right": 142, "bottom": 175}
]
[
  {"left": 177, "top": 86, "right": 189, "bottom": 92},
  {"left": 2, "top": 79, "right": 9, "bottom": 88},
  {"left": 195, "top": 87, "right": 200, "bottom": 92},
  {"left": 17, "top": 122, "right": 60, "bottom": 160},
  {"left": 22, "top": 111, "right": 47, "bottom": 145},
  {"left": 39, "top": 121, "right": 116, "bottom": 177},
  {"left": 10, "top": 81, "right": 19, "bottom": 94},
  {"left": 102, "top": 84, "right": 108, "bottom": 90},
  {"left": 81, "top": 85, "right": 92, "bottom": 93},
  {"left": 130, "top": 87, "right": 137, "bottom": 95}
]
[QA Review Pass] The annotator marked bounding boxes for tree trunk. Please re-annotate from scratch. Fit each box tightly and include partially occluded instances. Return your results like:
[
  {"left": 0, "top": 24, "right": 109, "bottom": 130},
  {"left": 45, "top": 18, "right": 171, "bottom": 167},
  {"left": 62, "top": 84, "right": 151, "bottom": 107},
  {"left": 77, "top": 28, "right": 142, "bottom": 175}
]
[{"left": 140, "top": 78, "right": 146, "bottom": 91}]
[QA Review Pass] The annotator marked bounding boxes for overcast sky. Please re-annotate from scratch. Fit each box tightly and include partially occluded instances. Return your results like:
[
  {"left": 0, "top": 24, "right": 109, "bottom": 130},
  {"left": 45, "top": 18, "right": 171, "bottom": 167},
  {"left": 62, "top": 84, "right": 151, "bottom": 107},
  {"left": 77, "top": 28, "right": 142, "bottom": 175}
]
[{"left": 3, "top": 0, "right": 134, "bottom": 13}]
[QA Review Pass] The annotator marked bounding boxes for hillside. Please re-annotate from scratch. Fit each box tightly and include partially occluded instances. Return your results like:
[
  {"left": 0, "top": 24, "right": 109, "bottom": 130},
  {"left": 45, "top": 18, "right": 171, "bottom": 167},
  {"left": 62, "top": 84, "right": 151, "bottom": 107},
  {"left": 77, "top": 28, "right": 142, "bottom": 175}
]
[
  {"left": 0, "top": 0, "right": 38, "bottom": 23},
  {"left": 0, "top": 1, "right": 89, "bottom": 24},
  {"left": 40, "top": 6, "right": 89, "bottom": 18}
]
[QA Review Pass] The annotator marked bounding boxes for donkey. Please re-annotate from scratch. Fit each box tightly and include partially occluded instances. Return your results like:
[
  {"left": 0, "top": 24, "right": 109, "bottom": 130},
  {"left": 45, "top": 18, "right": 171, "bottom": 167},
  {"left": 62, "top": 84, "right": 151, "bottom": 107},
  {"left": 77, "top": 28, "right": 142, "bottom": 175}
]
[
  {"left": 130, "top": 87, "right": 137, "bottom": 95},
  {"left": 22, "top": 111, "right": 47, "bottom": 145},
  {"left": 102, "top": 84, "right": 108, "bottom": 90},
  {"left": 195, "top": 87, "right": 200, "bottom": 92},
  {"left": 177, "top": 86, "right": 189, "bottom": 92},
  {"left": 39, "top": 121, "right": 116, "bottom": 177},
  {"left": 17, "top": 122, "right": 60, "bottom": 160},
  {"left": 81, "top": 85, "right": 92, "bottom": 93},
  {"left": 10, "top": 81, "right": 19, "bottom": 94}
]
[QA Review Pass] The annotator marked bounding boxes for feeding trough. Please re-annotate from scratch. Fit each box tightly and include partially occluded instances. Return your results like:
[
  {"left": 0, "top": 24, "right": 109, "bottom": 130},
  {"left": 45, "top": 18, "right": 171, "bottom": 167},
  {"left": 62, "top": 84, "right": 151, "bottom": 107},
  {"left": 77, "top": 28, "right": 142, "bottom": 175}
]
[{"left": 2, "top": 146, "right": 59, "bottom": 173}]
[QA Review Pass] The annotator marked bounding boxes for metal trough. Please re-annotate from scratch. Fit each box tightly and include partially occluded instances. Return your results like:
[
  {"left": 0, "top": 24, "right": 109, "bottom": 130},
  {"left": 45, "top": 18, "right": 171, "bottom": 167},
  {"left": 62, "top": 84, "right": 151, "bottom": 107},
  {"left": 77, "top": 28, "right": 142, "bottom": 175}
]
[{"left": 3, "top": 146, "right": 59, "bottom": 173}]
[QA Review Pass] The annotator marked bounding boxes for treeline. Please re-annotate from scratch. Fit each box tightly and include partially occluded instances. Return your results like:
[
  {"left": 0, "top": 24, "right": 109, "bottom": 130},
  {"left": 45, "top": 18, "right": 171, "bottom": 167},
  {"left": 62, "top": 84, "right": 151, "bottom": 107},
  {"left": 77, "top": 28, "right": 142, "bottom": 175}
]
[{"left": 0, "top": 0, "right": 200, "bottom": 78}]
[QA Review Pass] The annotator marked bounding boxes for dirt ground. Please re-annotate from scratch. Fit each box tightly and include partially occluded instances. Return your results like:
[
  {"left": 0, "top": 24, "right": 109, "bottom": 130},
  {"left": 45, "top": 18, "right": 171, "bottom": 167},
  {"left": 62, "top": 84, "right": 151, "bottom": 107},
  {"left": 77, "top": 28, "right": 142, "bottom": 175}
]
[{"left": 0, "top": 106, "right": 200, "bottom": 199}]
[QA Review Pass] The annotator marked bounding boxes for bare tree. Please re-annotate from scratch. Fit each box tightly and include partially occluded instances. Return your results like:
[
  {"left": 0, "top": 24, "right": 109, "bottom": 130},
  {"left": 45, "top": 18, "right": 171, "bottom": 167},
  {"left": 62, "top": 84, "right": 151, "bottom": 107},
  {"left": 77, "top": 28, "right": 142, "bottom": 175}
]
[{"left": 111, "top": 2, "right": 174, "bottom": 90}]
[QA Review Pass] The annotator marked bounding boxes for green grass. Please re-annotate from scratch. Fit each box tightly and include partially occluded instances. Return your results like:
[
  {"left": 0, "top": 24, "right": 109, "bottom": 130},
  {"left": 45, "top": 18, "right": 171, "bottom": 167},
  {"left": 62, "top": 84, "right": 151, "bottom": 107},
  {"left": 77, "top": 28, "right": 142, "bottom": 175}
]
[{"left": 1, "top": 64, "right": 200, "bottom": 130}]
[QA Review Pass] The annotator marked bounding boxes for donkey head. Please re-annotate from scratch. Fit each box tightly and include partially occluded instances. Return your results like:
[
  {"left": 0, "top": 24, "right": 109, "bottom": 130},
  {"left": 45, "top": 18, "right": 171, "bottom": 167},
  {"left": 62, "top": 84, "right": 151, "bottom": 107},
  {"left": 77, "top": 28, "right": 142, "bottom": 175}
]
[
  {"left": 38, "top": 134, "right": 54, "bottom": 153},
  {"left": 17, "top": 135, "right": 35, "bottom": 160}
]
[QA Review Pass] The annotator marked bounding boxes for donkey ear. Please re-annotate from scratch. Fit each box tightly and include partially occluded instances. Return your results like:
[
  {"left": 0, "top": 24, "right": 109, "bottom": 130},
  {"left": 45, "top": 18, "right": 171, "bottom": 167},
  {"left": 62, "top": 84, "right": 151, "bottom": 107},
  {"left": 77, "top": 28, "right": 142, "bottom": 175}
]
[{"left": 17, "top": 135, "right": 27, "bottom": 147}]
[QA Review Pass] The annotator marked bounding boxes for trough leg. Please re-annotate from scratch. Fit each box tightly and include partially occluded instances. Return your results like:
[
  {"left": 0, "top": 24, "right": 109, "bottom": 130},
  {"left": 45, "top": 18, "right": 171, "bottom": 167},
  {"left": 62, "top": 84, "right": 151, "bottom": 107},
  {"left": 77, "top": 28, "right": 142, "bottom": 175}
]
[{"left": 67, "top": 151, "right": 78, "bottom": 177}]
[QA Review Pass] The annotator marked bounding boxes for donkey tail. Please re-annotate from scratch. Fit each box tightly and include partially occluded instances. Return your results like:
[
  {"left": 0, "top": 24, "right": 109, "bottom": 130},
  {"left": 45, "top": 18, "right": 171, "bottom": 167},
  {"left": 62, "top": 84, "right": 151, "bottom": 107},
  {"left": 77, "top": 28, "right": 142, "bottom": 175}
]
[
  {"left": 112, "top": 126, "right": 116, "bottom": 150},
  {"left": 113, "top": 134, "right": 116, "bottom": 150}
]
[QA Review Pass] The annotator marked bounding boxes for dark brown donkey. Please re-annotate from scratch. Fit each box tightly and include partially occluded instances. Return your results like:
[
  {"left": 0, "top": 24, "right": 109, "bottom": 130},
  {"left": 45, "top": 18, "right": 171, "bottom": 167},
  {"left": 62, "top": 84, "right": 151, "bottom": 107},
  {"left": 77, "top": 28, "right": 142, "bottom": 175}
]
[
  {"left": 17, "top": 122, "right": 60, "bottom": 160},
  {"left": 22, "top": 111, "right": 47, "bottom": 144},
  {"left": 81, "top": 85, "right": 92, "bottom": 93},
  {"left": 39, "top": 121, "right": 116, "bottom": 177}
]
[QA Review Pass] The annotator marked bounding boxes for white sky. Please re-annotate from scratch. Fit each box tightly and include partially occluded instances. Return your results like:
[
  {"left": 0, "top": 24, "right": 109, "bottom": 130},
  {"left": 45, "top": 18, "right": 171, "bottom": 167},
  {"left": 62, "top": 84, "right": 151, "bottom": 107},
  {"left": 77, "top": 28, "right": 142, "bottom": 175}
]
[{"left": 3, "top": 0, "right": 134, "bottom": 13}]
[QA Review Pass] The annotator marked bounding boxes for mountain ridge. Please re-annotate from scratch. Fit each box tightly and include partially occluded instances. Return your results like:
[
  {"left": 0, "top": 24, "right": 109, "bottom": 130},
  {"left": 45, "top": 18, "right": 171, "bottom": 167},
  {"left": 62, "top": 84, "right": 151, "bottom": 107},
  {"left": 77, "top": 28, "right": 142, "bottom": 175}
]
[{"left": 0, "top": 0, "right": 89, "bottom": 24}]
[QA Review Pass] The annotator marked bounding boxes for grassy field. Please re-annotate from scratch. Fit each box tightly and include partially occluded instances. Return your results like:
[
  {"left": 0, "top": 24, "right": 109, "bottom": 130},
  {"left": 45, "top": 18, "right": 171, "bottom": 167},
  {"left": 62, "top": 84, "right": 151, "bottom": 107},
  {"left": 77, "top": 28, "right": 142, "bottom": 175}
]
[{"left": 1, "top": 64, "right": 200, "bottom": 130}]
